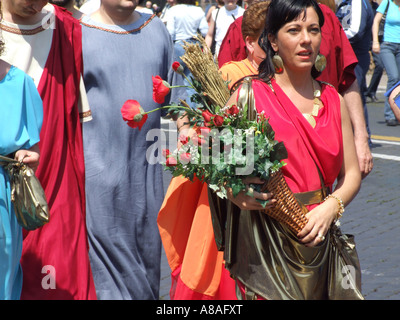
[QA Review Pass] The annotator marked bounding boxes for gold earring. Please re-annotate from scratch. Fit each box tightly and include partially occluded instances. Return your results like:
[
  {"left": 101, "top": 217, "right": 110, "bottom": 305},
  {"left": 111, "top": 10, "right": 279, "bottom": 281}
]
[
  {"left": 315, "top": 54, "right": 326, "bottom": 73},
  {"left": 272, "top": 54, "right": 284, "bottom": 73}
]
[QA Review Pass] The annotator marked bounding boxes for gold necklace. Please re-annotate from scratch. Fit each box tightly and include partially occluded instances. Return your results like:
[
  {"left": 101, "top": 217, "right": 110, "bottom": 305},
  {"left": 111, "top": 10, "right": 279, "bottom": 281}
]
[{"left": 302, "top": 80, "right": 321, "bottom": 128}]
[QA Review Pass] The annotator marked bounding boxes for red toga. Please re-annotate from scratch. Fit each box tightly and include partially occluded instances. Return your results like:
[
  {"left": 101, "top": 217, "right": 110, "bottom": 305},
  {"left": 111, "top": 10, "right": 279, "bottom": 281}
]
[{"left": 20, "top": 7, "right": 96, "bottom": 300}]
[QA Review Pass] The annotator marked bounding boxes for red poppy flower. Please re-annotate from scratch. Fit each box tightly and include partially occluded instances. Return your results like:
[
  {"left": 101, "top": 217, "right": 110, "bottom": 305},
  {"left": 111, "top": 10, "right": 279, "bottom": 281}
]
[
  {"left": 192, "top": 126, "right": 211, "bottom": 145},
  {"left": 121, "top": 99, "right": 148, "bottom": 130},
  {"left": 226, "top": 105, "right": 239, "bottom": 116},
  {"left": 196, "top": 126, "right": 211, "bottom": 136},
  {"left": 213, "top": 115, "right": 224, "bottom": 127},
  {"left": 179, "top": 152, "right": 191, "bottom": 163},
  {"left": 191, "top": 135, "right": 206, "bottom": 146},
  {"left": 178, "top": 133, "right": 189, "bottom": 145},
  {"left": 172, "top": 61, "right": 184, "bottom": 74},
  {"left": 166, "top": 156, "right": 177, "bottom": 167},
  {"left": 202, "top": 110, "right": 213, "bottom": 123},
  {"left": 152, "top": 75, "right": 170, "bottom": 104},
  {"left": 162, "top": 149, "right": 171, "bottom": 158}
]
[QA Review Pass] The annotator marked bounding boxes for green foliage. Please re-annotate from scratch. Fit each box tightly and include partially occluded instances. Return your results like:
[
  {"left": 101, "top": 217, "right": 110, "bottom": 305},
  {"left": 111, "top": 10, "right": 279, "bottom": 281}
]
[{"left": 164, "top": 105, "right": 287, "bottom": 200}]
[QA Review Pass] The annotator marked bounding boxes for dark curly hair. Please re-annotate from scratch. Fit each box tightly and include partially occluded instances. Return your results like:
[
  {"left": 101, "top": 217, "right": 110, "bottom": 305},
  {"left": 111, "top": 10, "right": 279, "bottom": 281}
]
[{"left": 257, "top": 0, "right": 324, "bottom": 81}]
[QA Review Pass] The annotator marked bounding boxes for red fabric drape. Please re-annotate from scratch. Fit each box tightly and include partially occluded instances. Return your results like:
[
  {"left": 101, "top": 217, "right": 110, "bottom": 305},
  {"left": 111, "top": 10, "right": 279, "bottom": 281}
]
[
  {"left": 158, "top": 176, "right": 237, "bottom": 300},
  {"left": 253, "top": 79, "right": 343, "bottom": 193},
  {"left": 20, "top": 7, "right": 96, "bottom": 300}
]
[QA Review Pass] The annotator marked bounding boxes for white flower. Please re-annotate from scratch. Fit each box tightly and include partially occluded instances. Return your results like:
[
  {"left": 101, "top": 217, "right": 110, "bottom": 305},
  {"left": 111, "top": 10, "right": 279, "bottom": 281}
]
[{"left": 244, "top": 127, "right": 255, "bottom": 135}]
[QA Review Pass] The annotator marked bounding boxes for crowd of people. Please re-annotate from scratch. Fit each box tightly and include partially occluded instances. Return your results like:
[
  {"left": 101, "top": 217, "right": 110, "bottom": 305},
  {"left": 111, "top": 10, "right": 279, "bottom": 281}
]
[{"left": 0, "top": 0, "right": 397, "bottom": 301}]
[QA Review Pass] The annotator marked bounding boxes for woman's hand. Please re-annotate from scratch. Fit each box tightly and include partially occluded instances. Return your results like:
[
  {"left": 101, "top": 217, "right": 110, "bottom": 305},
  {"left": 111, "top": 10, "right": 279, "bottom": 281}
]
[
  {"left": 15, "top": 144, "right": 40, "bottom": 172},
  {"left": 226, "top": 176, "right": 276, "bottom": 211},
  {"left": 297, "top": 198, "right": 337, "bottom": 247},
  {"left": 372, "top": 42, "right": 380, "bottom": 54}
]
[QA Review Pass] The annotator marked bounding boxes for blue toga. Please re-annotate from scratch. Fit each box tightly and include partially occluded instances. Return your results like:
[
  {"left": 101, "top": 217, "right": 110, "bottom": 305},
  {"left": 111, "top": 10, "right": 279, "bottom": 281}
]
[
  {"left": 81, "top": 13, "right": 184, "bottom": 299},
  {"left": 0, "top": 66, "right": 43, "bottom": 300}
]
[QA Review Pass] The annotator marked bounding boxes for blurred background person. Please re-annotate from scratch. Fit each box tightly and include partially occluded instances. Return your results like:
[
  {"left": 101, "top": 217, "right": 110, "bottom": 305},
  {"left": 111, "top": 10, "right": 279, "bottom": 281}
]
[
  {"left": 219, "top": 0, "right": 268, "bottom": 89},
  {"left": 166, "top": 0, "right": 208, "bottom": 107},
  {"left": 364, "top": 0, "right": 385, "bottom": 103},
  {"left": 386, "top": 81, "right": 400, "bottom": 121},
  {"left": 206, "top": 0, "right": 224, "bottom": 24},
  {"left": 137, "top": 0, "right": 155, "bottom": 13},
  {"left": 160, "top": 0, "right": 177, "bottom": 25},
  {"left": 336, "top": 0, "right": 374, "bottom": 141},
  {"left": 205, "top": 0, "right": 244, "bottom": 58},
  {"left": 372, "top": 0, "right": 400, "bottom": 126}
]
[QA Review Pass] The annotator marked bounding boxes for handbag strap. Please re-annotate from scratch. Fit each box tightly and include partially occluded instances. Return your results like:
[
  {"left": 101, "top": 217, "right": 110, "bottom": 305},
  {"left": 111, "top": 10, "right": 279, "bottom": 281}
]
[
  {"left": 211, "top": 8, "right": 220, "bottom": 45},
  {"left": 0, "top": 154, "right": 18, "bottom": 166}
]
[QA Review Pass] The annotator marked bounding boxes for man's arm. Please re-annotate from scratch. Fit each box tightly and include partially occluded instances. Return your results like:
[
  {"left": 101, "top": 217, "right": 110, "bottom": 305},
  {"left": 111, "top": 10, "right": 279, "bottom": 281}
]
[{"left": 342, "top": 80, "right": 373, "bottom": 179}]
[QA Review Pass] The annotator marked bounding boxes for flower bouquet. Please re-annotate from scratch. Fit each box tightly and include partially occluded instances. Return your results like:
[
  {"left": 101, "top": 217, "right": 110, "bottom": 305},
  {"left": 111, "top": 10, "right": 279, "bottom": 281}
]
[{"left": 121, "top": 36, "right": 308, "bottom": 233}]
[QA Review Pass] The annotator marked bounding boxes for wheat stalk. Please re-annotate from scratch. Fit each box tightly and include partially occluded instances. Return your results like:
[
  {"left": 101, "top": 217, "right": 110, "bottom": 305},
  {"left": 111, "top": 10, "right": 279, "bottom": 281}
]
[{"left": 180, "top": 35, "right": 231, "bottom": 108}]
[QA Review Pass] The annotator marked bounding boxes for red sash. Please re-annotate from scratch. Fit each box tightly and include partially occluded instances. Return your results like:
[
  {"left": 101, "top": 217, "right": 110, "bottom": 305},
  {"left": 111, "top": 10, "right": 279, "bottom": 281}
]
[
  {"left": 20, "top": 7, "right": 96, "bottom": 300},
  {"left": 252, "top": 79, "right": 343, "bottom": 197}
]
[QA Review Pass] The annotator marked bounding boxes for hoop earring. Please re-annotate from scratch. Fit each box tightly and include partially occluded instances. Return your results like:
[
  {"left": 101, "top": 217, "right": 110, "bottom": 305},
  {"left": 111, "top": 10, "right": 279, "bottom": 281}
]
[
  {"left": 314, "top": 54, "right": 326, "bottom": 73},
  {"left": 272, "top": 53, "right": 284, "bottom": 73}
]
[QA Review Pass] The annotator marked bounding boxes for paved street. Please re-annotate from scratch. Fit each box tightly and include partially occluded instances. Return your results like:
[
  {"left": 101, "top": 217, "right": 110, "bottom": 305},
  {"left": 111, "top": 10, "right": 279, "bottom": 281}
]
[
  {"left": 158, "top": 73, "right": 400, "bottom": 300},
  {"left": 346, "top": 74, "right": 400, "bottom": 300}
]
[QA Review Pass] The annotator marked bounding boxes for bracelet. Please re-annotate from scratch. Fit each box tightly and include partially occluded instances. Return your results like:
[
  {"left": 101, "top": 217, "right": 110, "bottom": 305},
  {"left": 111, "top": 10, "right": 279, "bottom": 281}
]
[{"left": 324, "top": 194, "right": 345, "bottom": 220}]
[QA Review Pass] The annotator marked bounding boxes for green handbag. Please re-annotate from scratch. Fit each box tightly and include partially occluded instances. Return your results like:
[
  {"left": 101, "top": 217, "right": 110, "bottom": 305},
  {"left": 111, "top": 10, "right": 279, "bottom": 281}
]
[{"left": 0, "top": 154, "right": 49, "bottom": 230}]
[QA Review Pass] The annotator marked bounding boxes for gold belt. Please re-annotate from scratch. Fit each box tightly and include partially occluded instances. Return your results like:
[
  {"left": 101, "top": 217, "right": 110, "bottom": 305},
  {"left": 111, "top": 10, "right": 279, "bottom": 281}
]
[{"left": 294, "top": 186, "right": 329, "bottom": 206}]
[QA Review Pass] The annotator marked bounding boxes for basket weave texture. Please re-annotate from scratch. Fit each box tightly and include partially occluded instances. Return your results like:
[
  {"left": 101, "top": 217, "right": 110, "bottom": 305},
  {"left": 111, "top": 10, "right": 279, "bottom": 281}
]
[{"left": 263, "top": 170, "right": 309, "bottom": 234}]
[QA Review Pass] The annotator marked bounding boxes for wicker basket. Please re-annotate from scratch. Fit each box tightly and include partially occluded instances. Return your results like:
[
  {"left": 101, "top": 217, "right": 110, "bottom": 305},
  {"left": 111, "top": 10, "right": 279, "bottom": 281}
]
[{"left": 263, "top": 170, "right": 309, "bottom": 234}]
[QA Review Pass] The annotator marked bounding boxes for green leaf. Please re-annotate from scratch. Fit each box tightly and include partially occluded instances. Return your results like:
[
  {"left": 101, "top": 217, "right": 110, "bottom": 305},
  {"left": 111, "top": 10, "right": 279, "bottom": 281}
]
[{"left": 231, "top": 183, "right": 244, "bottom": 198}]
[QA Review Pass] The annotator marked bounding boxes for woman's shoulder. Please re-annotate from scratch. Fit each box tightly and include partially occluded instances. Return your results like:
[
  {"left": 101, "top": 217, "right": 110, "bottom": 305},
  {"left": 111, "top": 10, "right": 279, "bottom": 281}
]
[
  {"left": 0, "top": 64, "right": 30, "bottom": 83},
  {"left": 319, "top": 81, "right": 339, "bottom": 95},
  {"left": 320, "top": 81, "right": 342, "bottom": 99},
  {"left": 219, "top": 60, "right": 243, "bottom": 71},
  {"left": 319, "top": 81, "right": 343, "bottom": 110},
  {"left": 0, "top": 60, "right": 11, "bottom": 82}
]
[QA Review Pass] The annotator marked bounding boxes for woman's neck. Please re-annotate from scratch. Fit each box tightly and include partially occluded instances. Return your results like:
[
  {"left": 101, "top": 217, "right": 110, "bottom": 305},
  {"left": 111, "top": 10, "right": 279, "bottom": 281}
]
[
  {"left": 247, "top": 55, "right": 259, "bottom": 72},
  {"left": 274, "top": 72, "right": 314, "bottom": 98}
]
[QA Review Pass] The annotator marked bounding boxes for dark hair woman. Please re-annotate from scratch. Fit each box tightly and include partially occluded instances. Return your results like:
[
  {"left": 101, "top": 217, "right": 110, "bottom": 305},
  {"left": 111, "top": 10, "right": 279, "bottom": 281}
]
[{"left": 217, "top": 0, "right": 363, "bottom": 300}]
